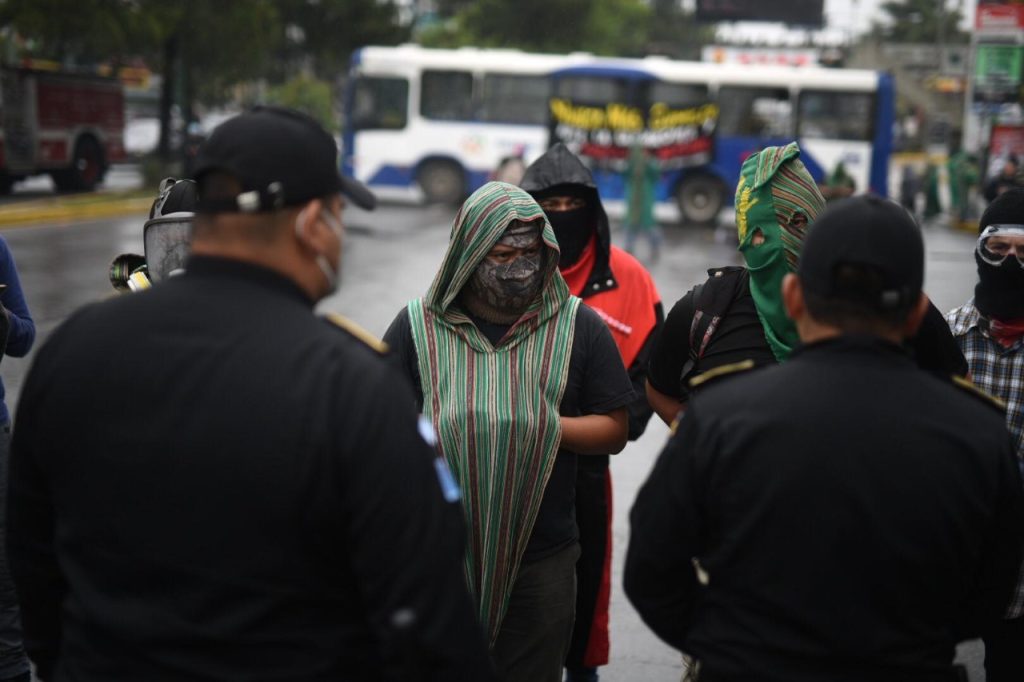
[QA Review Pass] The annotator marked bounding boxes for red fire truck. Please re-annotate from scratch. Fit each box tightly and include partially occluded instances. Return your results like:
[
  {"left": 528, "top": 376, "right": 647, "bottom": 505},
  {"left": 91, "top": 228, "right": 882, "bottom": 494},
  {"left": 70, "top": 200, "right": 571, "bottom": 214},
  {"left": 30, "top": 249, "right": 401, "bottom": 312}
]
[{"left": 0, "top": 67, "right": 126, "bottom": 193}]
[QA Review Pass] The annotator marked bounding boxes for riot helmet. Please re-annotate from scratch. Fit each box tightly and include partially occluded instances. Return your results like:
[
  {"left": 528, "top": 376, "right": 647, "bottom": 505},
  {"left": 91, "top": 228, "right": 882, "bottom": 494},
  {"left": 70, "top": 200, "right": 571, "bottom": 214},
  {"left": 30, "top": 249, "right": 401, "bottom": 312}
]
[{"left": 144, "top": 177, "right": 197, "bottom": 282}]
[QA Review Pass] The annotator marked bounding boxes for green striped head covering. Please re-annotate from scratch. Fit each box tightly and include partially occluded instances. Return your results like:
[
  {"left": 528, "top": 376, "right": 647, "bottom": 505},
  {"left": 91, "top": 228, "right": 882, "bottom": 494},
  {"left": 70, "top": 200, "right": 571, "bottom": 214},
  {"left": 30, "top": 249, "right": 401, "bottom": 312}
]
[
  {"left": 735, "top": 142, "right": 826, "bottom": 361},
  {"left": 425, "top": 181, "right": 570, "bottom": 349}
]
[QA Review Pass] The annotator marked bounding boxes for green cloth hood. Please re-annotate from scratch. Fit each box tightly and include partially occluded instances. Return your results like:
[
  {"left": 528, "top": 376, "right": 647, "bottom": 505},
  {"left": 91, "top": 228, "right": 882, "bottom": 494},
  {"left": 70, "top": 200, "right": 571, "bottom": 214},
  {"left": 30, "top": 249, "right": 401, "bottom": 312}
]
[
  {"left": 735, "top": 142, "right": 825, "bottom": 361},
  {"left": 424, "top": 182, "right": 570, "bottom": 345}
]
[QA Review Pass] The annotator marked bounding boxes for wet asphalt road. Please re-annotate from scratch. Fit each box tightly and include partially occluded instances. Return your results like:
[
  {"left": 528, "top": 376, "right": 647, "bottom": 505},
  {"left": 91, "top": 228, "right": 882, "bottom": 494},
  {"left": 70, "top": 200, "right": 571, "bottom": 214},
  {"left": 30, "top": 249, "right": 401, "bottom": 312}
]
[{"left": 0, "top": 196, "right": 989, "bottom": 680}]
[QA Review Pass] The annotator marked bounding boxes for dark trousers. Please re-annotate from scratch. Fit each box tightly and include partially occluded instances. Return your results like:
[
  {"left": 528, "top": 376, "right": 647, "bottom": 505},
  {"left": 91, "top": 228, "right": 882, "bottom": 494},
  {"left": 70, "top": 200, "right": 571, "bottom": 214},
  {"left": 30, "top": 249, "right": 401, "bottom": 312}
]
[
  {"left": 984, "top": 616, "right": 1024, "bottom": 682},
  {"left": 566, "top": 463, "right": 610, "bottom": 670},
  {"left": 492, "top": 543, "right": 580, "bottom": 682},
  {"left": 0, "top": 424, "right": 28, "bottom": 680}
]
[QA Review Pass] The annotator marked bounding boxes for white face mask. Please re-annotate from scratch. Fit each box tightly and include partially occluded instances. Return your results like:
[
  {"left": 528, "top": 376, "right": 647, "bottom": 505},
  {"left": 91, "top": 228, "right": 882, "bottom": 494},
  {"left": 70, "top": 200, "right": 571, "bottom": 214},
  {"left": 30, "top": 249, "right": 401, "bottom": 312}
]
[
  {"left": 317, "top": 210, "right": 344, "bottom": 294},
  {"left": 296, "top": 208, "right": 345, "bottom": 297}
]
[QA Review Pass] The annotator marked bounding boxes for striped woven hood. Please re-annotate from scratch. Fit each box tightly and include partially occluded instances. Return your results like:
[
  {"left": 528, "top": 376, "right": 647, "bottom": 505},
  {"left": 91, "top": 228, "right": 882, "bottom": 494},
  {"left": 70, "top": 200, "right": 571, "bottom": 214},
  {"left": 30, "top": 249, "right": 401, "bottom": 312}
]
[
  {"left": 425, "top": 182, "right": 570, "bottom": 349},
  {"left": 736, "top": 142, "right": 826, "bottom": 361}
]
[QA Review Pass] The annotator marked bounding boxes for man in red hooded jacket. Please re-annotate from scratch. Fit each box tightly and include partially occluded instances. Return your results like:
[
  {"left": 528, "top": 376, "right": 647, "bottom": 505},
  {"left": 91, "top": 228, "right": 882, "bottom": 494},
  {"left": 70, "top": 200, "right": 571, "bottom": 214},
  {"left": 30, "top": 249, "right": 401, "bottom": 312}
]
[{"left": 522, "top": 144, "right": 663, "bottom": 682}]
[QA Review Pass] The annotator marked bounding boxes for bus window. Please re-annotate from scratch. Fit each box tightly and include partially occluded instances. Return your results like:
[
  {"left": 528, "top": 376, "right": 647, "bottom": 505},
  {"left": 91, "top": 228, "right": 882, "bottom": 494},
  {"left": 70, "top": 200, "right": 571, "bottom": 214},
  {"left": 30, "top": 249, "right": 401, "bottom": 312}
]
[
  {"left": 481, "top": 74, "right": 551, "bottom": 125},
  {"left": 352, "top": 77, "right": 409, "bottom": 130},
  {"left": 421, "top": 70, "right": 475, "bottom": 121},
  {"left": 718, "top": 86, "right": 792, "bottom": 138},
  {"left": 554, "top": 76, "right": 629, "bottom": 104},
  {"left": 648, "top": 82, "right": 709, "bottom": 108},
  {"left": 798, "top": 91, "right": 873, "bottom": 141}
]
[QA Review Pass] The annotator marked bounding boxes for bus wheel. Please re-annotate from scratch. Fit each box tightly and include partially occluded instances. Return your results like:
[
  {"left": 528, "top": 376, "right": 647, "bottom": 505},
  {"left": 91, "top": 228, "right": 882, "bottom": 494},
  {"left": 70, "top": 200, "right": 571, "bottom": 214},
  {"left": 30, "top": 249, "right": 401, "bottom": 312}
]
[
  {"left": 418, "top": 160, "right": 465, "bottom": 205},
  {"left": 676, "top": 175, "right": 724, "bottom": 225},
  {"left": 53, "top": 137, "right": 105, "bottom": 193}
]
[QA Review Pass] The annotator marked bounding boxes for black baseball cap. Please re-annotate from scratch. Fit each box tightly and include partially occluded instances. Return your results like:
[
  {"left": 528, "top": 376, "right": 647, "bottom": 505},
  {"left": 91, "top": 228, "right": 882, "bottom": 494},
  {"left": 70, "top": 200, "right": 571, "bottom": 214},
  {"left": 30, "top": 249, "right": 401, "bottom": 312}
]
[
  {"left": 798, "top": 195, "right": 924, "bottom": 311},
  {"left": 191, "top": 106, "right": 375, "bottom": 212}
]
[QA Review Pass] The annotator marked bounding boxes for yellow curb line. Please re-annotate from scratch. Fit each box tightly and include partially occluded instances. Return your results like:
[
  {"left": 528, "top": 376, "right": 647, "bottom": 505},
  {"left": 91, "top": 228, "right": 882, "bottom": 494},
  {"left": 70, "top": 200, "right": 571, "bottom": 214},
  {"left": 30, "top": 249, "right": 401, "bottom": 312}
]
[{"left": 0, "top": 197, "right": 152, "bottom": 228}]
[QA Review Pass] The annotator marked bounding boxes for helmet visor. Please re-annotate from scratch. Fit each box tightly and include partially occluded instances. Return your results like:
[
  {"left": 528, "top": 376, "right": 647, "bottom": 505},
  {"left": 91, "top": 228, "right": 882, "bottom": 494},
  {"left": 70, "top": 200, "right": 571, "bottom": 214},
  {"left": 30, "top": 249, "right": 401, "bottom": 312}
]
[{"left": 143, "top": 214, "right": 192, "bottom": 281}]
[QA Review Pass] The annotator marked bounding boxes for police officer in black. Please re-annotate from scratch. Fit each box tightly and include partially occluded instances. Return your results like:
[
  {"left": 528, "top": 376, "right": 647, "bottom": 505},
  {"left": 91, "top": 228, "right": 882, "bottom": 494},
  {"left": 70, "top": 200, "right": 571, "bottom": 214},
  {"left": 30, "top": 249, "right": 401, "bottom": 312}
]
[
  {"left": 625, "top": 196, "right": 1024, "bottom": 682},
  {"left": 8, "top": 107, "right": 495, "bottom": 681}
]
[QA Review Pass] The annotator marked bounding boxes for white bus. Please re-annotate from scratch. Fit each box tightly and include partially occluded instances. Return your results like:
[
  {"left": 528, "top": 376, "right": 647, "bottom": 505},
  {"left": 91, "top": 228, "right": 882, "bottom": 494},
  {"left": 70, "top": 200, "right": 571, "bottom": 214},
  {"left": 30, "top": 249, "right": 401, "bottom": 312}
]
[
  {"left": 342, "top": 45, "right": 894, "bottom": 222},
  {"left": 342, "top": 45, "right": 589, "bottom": 204}
]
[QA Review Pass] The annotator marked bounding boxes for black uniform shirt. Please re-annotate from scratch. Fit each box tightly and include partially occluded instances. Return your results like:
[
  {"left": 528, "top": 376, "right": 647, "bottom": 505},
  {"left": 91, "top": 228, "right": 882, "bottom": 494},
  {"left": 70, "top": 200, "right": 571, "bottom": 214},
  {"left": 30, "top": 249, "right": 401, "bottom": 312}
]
[
  {"left": 385, "top": 303, "right": 635, "bottom": 562},
  {"left": 627, "top": 335, "right": 1024, "bottom": 682},
  {"left": 9, "top": 256, "right": 494, "bottom": 682}
]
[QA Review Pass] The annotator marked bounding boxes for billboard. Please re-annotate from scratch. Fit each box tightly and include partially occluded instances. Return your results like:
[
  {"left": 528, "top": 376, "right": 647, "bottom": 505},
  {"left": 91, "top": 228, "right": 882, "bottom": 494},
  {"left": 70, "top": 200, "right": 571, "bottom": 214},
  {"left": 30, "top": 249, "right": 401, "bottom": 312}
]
[
  {"left": 701, "top": 45, "right": 820, "bottom": 67},
  {"left": 973, "top": 44, "right": 1023, "bottom": 104},
  {"left": 976, "top": 2, "right": 1024, "bottom": 34},
  {"left": 989, "top": 124, "right": 1024, "bottom": 162},
  {"left": 695, "top": 0, "right": 825, "bottom": 27}
]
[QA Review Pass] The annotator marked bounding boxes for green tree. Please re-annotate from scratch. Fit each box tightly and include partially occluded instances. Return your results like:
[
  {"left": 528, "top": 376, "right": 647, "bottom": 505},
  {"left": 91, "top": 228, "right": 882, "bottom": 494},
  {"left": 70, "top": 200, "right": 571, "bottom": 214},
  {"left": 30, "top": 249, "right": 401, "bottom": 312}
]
[
  {"left": 875, "top": 0, "right": 969, "bottom": 44},
  {"left": 133, "top": 0, "right": 282, "bottom": 159},
  {"left": 274, "top": 0, "right": 408, "bottom": 81},
  {"left": 266, "top": 75, "right": 335, "bottom": 131},
  {"left": 645, "top": 0, "right": 714, "bottom": 60},
  {"left": 0, "top": 0, "right": 142, "bottom": 65},
  {"left": 0, "top": 0, "right": 283, "bottom": 160},
  {"left": 421, "top": 0, "right": 652, "bottom": 56},
  {"left": 0, "top": 0, "right": 409, "bottom": 162}
]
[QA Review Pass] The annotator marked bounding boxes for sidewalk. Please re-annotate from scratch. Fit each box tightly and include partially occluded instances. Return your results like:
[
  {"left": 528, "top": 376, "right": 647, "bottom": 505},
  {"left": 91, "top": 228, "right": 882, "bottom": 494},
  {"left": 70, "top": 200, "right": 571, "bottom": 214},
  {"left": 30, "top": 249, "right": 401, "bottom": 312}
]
[
  {"left": 0, "top": 164, "right": 151, "bottom": 228},
  {"left": 0, "top": 191, "right": 153, "bottom": 228}
]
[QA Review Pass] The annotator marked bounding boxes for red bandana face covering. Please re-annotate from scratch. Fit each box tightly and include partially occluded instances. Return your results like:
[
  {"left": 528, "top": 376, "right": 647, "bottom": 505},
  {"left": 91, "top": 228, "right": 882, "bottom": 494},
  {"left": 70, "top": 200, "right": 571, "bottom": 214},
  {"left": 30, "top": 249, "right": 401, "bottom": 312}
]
[{"left": 988, "top": 317, "right": 1024, "bottom": 348}]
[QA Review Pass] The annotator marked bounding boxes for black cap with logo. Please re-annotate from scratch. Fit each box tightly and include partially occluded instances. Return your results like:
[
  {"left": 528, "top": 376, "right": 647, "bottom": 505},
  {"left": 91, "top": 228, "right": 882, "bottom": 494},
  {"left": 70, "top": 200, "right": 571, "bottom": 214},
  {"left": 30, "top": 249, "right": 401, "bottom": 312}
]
[
  {"left": 191, "top": 106, "right": 376, "bottom": 213},
  {"left": 797, "top": 195, "right": 924, "bottom": 311}
]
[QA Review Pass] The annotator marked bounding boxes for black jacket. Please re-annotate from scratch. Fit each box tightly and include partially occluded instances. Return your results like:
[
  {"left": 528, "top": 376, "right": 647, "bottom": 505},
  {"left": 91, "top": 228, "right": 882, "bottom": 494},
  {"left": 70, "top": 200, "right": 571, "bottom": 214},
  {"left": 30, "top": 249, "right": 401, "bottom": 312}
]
[
  {"left": 626, "top": 335, "right": 1024, "bottom": 682},
  {"left": 9, "top": 256, "right": 494, "bottom": 682}
]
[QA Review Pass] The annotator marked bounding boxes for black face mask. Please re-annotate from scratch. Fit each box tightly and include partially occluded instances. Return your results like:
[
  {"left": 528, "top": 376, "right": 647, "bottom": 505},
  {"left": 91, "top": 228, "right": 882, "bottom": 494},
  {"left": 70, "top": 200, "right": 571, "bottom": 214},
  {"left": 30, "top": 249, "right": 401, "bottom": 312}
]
[
  {"left": 546, "top": 207, "right": 594, "bottom": 268},
  {"left": 975, "top": 251, "right": 1024, "bottom": 319}
]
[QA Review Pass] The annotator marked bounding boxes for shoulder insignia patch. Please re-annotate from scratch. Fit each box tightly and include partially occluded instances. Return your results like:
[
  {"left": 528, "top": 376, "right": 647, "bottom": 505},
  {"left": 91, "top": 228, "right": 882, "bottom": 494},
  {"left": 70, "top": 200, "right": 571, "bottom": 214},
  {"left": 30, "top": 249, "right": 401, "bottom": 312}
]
[
  {"left": 688, "top": 359, "right": 756, "bottom": 390},
  {"left": 323, "top": 313, "right": 389, "bottom": 354},
  {"left": 951, "top": 375, "right": 1006, "bottom": 412}
]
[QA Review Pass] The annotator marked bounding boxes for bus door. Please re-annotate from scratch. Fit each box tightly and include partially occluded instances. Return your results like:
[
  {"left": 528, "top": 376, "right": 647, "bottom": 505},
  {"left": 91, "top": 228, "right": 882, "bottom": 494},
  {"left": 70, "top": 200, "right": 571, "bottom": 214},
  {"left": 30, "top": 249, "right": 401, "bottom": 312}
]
[
  {"left": 795, "top": 87, "right": 887, "bottom": 197},
  {"left": 641, "top": 79, "right": 720, "bottom": 223},
  {"left": 712, "top": 85, "right": 795, "bottom": 193}
]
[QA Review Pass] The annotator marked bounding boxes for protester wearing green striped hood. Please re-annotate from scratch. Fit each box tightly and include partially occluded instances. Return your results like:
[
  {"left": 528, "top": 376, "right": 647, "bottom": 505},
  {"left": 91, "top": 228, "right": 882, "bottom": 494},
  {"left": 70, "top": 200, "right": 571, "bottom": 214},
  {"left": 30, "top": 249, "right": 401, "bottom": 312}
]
[
  {"left": 735, "top": 142, "right": 827, "bottom": 361},
  {"left": 384, "top": 182, "right": 634, "bottom": 682}
]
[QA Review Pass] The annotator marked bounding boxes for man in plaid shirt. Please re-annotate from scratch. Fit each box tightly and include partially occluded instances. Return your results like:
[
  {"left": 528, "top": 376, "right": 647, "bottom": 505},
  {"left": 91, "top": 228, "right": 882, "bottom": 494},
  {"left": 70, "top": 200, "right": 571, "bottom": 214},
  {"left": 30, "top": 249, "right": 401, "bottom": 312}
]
[{"left": 947, "top": 189, "right": 1024, "bottom": 682}]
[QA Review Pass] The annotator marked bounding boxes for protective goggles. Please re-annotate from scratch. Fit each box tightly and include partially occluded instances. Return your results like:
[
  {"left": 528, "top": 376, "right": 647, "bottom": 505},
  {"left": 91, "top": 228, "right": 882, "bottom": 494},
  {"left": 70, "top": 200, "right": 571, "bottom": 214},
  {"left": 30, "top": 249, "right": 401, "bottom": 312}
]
[
  {"left": 143, "top": 213, "right": 193, "bottom": 282},
  {"left": 977, "top": 224, "right": 1024, "bottom": 268}
]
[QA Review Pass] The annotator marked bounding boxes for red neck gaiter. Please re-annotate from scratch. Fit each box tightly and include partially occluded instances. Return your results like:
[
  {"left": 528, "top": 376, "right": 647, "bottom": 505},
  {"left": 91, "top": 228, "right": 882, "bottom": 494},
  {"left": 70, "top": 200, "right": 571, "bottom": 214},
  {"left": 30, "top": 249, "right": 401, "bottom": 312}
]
[
  {"left": 560, "top": 234, "right": 597, "bottom": 297},
  {"left": 988, "top": 317, "right": 1024, "bottom": 348}
]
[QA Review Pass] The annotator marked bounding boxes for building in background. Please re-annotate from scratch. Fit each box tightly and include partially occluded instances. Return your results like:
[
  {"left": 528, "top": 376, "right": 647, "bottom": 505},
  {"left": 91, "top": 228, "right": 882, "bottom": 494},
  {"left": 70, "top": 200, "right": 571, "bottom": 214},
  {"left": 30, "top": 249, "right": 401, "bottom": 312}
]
[{"left": 965, "top": 2, "right": 1024, "bottom": 176}]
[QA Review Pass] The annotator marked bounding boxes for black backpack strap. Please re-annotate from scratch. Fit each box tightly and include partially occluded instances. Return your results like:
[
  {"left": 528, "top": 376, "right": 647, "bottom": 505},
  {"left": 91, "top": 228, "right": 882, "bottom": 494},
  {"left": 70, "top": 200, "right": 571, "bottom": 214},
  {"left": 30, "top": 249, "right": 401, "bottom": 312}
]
[
  {"left": 679, "top": 267, "right": 747, "bottom": 391},
  {"left": 679, "top": 283, "right": 708, "bottom": 383}
]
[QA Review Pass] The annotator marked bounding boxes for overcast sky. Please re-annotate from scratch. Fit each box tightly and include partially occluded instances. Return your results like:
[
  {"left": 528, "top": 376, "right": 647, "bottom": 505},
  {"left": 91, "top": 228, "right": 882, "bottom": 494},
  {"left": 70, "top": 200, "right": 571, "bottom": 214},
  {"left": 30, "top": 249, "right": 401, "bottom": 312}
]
[{"left": 702, "top": 0, "right": 978, "bottom": 45}]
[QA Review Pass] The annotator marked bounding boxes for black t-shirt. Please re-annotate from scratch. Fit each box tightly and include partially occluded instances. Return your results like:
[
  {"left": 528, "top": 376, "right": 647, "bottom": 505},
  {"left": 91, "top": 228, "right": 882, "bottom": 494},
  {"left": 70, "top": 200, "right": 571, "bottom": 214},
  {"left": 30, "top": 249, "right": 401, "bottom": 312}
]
[
  {"left": 648, "top": 272, "right": 968, "bottom": 403},
  {"left": 648, "top": 275, "right": 775, "bottom": 402},
  {"left": 384, "top": 303, "right": 635, "bottom": 562}
]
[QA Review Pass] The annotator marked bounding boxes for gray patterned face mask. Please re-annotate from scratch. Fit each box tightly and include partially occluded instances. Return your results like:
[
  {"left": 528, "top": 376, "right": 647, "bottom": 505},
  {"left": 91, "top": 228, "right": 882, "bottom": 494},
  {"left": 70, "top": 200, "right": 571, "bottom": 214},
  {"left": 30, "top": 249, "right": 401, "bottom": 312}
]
[{"left": 465, "top": 220, "right": 545, "bottom": 323}]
